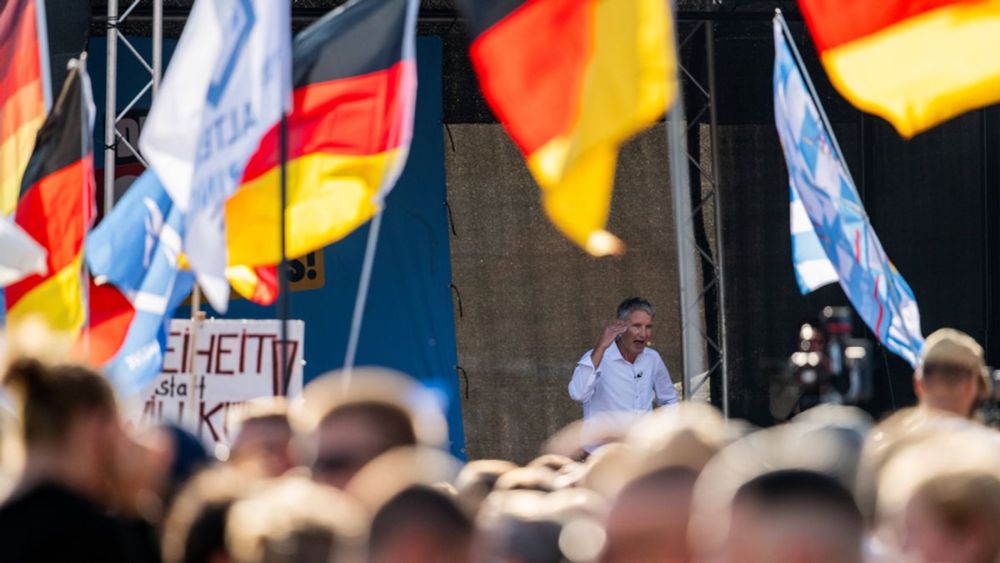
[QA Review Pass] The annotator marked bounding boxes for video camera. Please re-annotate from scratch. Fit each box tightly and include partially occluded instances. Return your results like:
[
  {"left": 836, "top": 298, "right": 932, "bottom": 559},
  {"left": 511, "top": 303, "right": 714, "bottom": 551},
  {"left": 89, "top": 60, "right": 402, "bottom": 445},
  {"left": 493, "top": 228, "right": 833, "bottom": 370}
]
[{"left": 770, "top": 306, "right": 874, "bottom": 420}]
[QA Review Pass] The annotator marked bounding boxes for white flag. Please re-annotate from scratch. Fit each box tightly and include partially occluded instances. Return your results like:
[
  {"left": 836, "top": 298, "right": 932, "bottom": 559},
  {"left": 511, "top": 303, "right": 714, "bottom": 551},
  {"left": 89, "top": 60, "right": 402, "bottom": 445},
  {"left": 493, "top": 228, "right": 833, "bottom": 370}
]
[
  {"left": 140, "top": 0, "right": 291, "bottom": 312},
  {"left": 0, "top": 218, "right": 46, "bottom": 287}
]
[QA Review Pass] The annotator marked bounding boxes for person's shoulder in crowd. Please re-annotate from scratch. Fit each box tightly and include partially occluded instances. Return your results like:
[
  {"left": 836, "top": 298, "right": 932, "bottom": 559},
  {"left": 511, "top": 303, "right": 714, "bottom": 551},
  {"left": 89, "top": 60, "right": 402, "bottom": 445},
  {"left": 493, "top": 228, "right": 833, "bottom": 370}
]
[{"left": 0, "top": 482, "right": 131, "bottom": 563}]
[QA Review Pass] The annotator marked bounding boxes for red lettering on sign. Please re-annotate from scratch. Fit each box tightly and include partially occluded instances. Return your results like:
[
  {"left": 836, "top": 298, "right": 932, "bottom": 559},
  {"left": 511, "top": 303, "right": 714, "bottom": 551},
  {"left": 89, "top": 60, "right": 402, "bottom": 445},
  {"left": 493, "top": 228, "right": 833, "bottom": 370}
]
[{"left": 215, "top": 333, "right": 238, "bottom": 375}]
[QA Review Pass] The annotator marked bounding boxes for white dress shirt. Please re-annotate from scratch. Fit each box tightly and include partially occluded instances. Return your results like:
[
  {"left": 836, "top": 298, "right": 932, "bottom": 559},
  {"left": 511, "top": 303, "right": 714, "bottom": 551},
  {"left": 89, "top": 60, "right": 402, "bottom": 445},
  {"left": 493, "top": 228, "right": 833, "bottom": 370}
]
[{"left": 568, "top": 342, "right": 678, "bottom": 437}]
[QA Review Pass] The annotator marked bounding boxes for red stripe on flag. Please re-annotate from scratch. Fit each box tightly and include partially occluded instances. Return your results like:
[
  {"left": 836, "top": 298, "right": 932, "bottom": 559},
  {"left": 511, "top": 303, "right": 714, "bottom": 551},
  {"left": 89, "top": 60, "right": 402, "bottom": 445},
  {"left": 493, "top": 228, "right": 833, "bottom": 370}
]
[
  {"left": 72, "top": 282, "right": 136, "bottom": 366},
  {"left": 0, "top": 40, "right": 40, "bottom": 104},
  {"left": 251, "top": 265, "right": 278, "bottom": 306},
  {"left": 7, "top": 156, "right": 94, "bottom": 305},
  {"left": 873, "top": 275, "right": 884, "bottom": 335},
  {"left": 0, "top": 0, "right": 40, "bottom": 92},
  {"left": 468, "top": 0, "right": 594, "bottom": 156},
  {"left": 798, "top": 0, "right": 968, "bottom": 52},
  {"left": 242, "top": 60, "right": 415, "bottom": 183}
]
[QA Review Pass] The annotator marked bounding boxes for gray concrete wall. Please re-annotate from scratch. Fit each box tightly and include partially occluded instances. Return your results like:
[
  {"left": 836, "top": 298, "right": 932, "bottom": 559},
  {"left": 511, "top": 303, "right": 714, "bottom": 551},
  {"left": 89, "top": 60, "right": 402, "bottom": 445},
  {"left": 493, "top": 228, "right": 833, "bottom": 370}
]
[{"left": 445, "top": 124, "right": 682, "bottom": 463}]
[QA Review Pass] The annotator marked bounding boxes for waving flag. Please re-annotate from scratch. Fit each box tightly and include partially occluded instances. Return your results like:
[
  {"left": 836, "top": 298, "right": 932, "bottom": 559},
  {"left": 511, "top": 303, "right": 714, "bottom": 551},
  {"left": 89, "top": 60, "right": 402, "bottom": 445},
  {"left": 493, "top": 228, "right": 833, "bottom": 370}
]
[
  {"left": 5, "top": 59, "right": 94, "bottom": 335},
  {"left": 798, "top": 0, "right": 1000, "bottom": 138},
  {"left": 789, "top": 187, "right": 838, "bottom": 292},
  {"left": 773, "top": 16, "right": 924, "bottom": 366},
  {"left": 456, "top": 0, "right": 675, "bottom": 255},
  {"left": 140, "top": 0, "right": 291, "bottom": 312},
  {"left": 225, "top": 0, "right": 419, "bottom": 271},
  {"left": 0, "top": 218, "right": 45, "bottom": 286},
  {"left": 82, "top": 171, "right": 194, "bottom": 394},
  {"left": 1, "top": 0, "right": 50, "bottom": 217}
]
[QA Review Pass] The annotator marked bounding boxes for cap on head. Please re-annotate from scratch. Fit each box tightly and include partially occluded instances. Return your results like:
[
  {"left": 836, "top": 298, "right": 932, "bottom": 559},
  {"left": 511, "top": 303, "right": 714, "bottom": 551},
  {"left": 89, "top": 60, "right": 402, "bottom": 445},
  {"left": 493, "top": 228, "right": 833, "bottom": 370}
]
[{"left": 919, "top": 329, "right": 984, "bottom": 376}]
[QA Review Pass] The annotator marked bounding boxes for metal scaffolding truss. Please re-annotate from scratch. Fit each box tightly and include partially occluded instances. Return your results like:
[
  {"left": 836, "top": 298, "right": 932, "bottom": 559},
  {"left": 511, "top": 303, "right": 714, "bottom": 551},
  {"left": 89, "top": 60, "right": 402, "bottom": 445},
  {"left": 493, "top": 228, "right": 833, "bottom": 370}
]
[
  {"left": 671, "top": 20, "right": 729, "bottom": 417},
  {"left": 101, "top": 0, "right": 162, "bottom": 213}
]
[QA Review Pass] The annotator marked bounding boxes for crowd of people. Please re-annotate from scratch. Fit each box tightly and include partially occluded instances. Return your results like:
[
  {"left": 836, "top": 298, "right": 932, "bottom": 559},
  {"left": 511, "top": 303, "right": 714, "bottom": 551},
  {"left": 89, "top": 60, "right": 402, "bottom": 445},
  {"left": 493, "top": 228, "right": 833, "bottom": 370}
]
[{"left": 0, "top": 322, "right": 997, "bottom": 563}]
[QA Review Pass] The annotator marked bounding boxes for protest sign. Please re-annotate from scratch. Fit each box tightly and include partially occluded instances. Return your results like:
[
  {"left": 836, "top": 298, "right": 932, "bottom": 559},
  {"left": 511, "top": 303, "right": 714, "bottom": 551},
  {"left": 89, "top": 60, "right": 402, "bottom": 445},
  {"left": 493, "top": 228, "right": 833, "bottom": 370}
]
[{"left": 129, "top": 318, "right": 304, "bottom": 444}]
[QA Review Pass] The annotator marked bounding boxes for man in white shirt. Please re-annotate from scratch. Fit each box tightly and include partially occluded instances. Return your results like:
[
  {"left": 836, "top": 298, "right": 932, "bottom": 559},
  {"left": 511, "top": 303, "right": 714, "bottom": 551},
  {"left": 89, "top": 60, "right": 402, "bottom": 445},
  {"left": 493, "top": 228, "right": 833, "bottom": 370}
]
[{"left": 568, "top": 297, "right": 679, "bottom": 446}]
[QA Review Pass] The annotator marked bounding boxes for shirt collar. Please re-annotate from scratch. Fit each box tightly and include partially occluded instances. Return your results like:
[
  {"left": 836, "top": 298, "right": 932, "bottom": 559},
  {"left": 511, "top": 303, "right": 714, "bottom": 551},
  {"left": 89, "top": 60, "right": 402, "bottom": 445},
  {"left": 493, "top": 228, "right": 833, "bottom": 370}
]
[{"left": 608, "top": 341, "right": 645, "bottom": 363}]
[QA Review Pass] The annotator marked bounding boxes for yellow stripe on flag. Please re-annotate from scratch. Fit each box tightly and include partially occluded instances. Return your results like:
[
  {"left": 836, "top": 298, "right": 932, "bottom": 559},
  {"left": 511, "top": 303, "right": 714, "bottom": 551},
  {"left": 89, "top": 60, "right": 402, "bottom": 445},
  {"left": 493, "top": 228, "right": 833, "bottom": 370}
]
[
  {"left": 822, "top": 2, "right": 1000, "bottom": 138},
  {"left": 527, "top": 0, "right": 674, "bottom": 256},
  {"left": 6, "top": 255, "right": 86, "bottom": 335},
  {"left": 226, "top": 150, "right": 402, "bottom": 267},
  {"left": 0, "top": 114, "right": 45, "bottom": 215},
  {"left": 226, "top": 265, "right": 260, "bottom": 301}
]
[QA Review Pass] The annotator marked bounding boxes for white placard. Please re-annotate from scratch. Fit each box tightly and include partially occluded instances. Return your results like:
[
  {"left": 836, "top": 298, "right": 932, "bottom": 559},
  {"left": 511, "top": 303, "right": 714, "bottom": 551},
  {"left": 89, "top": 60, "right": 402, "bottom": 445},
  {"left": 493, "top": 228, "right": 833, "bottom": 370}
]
[{"left": 128, "top": 319, "right": 304, "bottom": 444}]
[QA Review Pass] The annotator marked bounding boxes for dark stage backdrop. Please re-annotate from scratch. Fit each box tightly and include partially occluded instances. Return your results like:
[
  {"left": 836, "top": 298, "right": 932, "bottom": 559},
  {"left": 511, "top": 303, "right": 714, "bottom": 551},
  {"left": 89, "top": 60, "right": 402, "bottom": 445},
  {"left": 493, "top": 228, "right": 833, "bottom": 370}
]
[{"left": 711, "top": 19, "right": 996, "bottom": 425}]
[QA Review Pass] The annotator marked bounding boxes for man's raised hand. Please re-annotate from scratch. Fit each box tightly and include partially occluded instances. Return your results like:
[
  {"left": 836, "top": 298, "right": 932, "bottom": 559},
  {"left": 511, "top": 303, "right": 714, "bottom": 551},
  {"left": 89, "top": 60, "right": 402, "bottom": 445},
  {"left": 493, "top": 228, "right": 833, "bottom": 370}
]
[{"left": 598, "top": 320, "right": 627, "bottom": 350}]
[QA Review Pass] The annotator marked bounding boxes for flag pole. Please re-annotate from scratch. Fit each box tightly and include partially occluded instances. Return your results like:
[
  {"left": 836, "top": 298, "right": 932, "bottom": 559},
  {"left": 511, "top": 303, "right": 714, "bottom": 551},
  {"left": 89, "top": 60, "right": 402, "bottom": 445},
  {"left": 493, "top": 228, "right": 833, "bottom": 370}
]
[
  {"left": 342, "top": 208, "right": 383, "bottom": 382},
  {"left": 278, "top": 114, "right": 291, "bottom": 395},
  {"left": 774, "top": 11, "right": 852, "bottom": 186},
  {"left": 35, "top": 0, "right": 53, "bottom": 113},
  {"left": 76, "top": 55, "right": 91, "bottom": 359}
]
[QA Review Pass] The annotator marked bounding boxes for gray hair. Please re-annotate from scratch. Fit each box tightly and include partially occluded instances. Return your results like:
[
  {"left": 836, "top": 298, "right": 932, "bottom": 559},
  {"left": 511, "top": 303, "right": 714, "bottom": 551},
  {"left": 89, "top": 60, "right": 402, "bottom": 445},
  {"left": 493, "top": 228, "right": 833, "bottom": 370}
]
[{"left": 616, "top": 297, "right": 655, "bottom": 321}]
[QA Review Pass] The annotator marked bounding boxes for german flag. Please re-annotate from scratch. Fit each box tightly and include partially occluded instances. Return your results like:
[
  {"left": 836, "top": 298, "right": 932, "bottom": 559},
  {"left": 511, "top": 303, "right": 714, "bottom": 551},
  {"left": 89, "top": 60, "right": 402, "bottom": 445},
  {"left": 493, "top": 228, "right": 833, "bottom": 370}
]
[
  {"left": 5, "top": 60, "right": 95, "bottom": 335},
  {"left": 226, "top": 263, "right": 278, "bottom": 306},
  {"left": 224, "top": 0, "right": 419, "bottom": 277},
  {"left": 458, "top": 0, "right": 676, "bottom": 255},
  {"left": 799, "top": 0, "right": 1000, "bottom": 138},
  {"left": 0, "top": 0, "right": 49, "bottom": 217}
]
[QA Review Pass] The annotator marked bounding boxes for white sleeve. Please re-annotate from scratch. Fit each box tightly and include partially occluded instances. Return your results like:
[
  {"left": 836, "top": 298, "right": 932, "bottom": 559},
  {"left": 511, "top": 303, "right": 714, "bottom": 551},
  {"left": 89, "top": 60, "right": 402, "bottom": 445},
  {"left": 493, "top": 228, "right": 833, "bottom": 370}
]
[
  {"left": 653, "top": 353, "right": 679, "bottom": 406},
  {"left": 568, "top": 351, "right": 600, "bottom": 403}
]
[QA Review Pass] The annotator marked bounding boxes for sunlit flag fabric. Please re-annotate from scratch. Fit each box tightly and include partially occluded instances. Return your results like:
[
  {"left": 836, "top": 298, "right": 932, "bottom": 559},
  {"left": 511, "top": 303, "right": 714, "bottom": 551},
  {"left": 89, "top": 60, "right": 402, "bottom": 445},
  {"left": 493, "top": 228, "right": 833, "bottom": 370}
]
[
  {"left": 456, "top": 0, "right": 675, "bottom": 255},
  {"left": 773, "top": 18, "right": 924, "bottom": 366},
  {"left": 226, "top": 263, "right": 278, "bottom": 306},
  {"left": 0, "top": 218, "right": 45, "bottom": 286},
  {"left": 789, "top": 187, "right": 838, "bottom": 292},
  {"left": 225, "top": 0, "right": 419, "bottom": 273},
  {"left": 0, "top": 0, "right": 50, "bottom": 217},
  {"left": 80, "top": 171, "right": 194, "bottom": 395},
  {"left": 797, "top": 0, "right": 1000, "bottom": 138},
  {"left": 140, "top": 0, "right": 291, "bottom": 312},
  {"left": 5, "top": 59, "right": 95, "bottom": 335}
]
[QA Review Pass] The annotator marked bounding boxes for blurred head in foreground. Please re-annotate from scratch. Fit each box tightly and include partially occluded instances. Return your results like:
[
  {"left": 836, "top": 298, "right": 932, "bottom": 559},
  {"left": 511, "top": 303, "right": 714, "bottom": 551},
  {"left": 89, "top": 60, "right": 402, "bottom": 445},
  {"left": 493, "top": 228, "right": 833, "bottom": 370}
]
[
  {"left": 725, "top": 470, "right": 864, "bottom": 563},
  {"left": 293, "top": 368, "right": 446, "bottom": 490},
  {"left": 227, "top": 476, "right": 367, "bottom": 563},
  {"left": 162, "top": 466, "right": 256, "bottom": 563},
  {"left": 228, "top": 398, "right": 294, "bottom": 477},
  {"left": 475, "top": 488, "right": 608, "bottom": 563},
  {"left": 875, "top": 427, "right": 1000, "bottom": 563},
  {"left": 690, "top": 416, "right": 870, "bottom": 563},
  {"left": 601, "top": 466, "right": 697, "bottom": 563},
  {"left": 915, "top": 329, "right": 986, "bottom": 418},
  {"left": 901, "top": 471, "right": 1000, "bottom": 563},
  {"left": 3, "top": 357, "right": 119, "bottom": 502},
  {"left": 369, "top": 485, "right": 472, "bottom": 563},
  {"left": 454, "top": 459, "right": 518, "bottom": 515}
]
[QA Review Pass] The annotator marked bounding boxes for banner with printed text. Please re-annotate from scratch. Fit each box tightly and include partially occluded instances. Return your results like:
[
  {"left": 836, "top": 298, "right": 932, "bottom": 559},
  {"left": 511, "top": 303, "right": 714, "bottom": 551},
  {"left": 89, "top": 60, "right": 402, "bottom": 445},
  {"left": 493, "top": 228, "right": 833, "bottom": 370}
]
[{"left": 128, "top": 318, "right": 303, "bottom": 444}]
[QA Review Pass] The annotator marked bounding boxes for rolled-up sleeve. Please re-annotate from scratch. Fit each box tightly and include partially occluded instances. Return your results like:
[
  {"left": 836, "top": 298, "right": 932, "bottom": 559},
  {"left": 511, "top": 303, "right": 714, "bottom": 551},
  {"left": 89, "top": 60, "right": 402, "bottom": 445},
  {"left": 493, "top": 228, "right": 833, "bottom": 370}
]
[
  {"left": 568, "top": 351, "right": 600, "bottom": 403},
  {"left": 653, "top": 355, "right": 679, "bottom": 406}
]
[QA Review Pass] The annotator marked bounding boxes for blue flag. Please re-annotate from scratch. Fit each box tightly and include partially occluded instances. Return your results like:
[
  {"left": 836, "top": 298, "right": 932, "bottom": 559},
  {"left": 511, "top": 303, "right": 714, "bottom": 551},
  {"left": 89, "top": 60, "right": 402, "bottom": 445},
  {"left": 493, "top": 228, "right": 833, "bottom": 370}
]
[
  {"left": 772, "top": 18, "right": 924, "bottom": 366},
  {"left": 87, "top": 171, "right": 194, "bottom": 395},
  {"left": 139, "top": 0, "right": 291, "bottom": 312}
]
